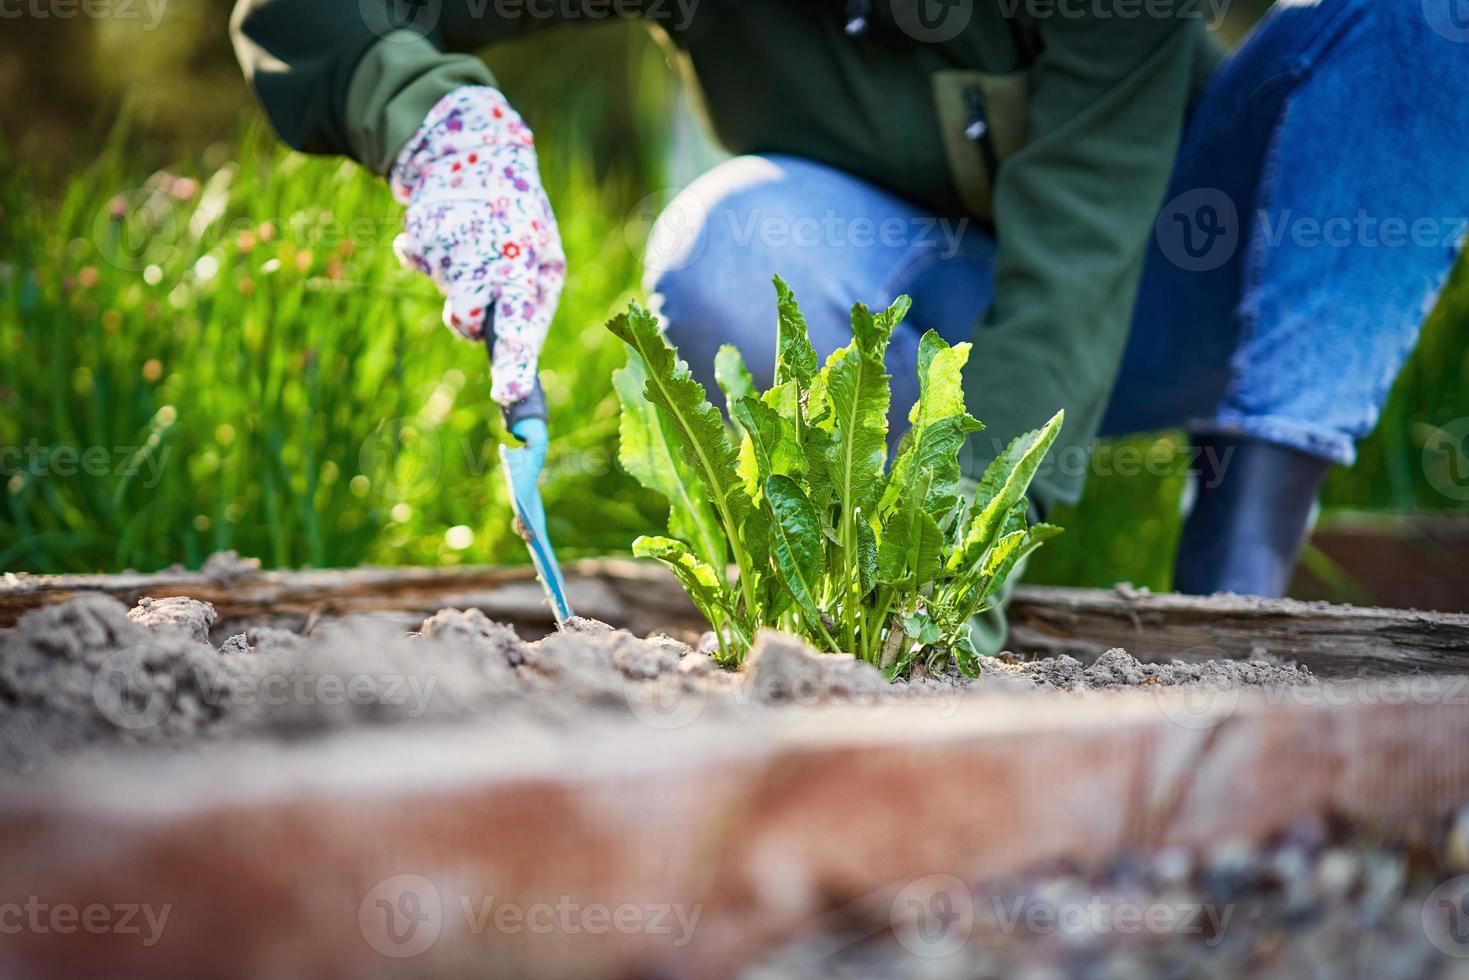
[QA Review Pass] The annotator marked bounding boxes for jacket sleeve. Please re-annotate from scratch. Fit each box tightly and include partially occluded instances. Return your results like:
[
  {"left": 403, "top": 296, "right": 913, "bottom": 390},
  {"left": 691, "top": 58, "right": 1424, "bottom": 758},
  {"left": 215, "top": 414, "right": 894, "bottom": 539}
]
[
  {"left": 962, "top": 11, "right": 1214, "bottom": 510},
  {"left": 230, "top": 0, "right": 502, "bottom": 175}
]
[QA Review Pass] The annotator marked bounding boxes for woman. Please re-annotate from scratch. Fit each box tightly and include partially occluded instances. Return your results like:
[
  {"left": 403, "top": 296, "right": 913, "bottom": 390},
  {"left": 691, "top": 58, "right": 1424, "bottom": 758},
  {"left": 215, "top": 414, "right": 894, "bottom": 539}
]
[{"left": 233, "top": 0, "right": 1468, "bottom": 599}]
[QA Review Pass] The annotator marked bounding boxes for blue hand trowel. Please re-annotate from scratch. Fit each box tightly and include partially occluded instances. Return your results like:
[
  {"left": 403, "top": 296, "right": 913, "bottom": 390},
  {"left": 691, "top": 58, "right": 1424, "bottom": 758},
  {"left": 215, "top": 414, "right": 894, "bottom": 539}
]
[
  {"left": 499, "top": 434, "right": 574, "bottom": 626},
  {"left": 486, "top": 319, "right": 574, "bottom": 627}
]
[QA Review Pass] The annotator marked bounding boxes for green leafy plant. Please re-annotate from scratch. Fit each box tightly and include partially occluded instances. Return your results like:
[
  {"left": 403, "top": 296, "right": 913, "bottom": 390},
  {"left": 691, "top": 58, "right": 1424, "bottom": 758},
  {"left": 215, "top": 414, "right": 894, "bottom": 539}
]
[{"left": 609, "top": 277, "right": 1063, "bottom": 676}]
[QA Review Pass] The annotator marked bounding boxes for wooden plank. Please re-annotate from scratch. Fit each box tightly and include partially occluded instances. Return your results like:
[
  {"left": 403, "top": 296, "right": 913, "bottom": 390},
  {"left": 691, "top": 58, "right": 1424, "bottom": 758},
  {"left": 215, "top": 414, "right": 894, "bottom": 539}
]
[
  {"left": 8, "top": 560, "right": 1469, "bottom": 675},
  {"left": 0, "top": 559, "right": 705, "bottom": 641},
  {"left": 1, "top": 685, "right": 1466, "bottom": 979},
  {"left": 1007, "top": 585, "right": 1469, "bottom": 677}
]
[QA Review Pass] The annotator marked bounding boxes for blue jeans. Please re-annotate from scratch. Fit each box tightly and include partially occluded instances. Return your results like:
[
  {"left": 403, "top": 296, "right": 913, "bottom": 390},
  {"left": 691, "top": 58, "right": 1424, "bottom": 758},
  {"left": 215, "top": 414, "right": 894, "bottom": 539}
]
[{"left": 645, "top": 0, "right": 1469, "bottom": 468}]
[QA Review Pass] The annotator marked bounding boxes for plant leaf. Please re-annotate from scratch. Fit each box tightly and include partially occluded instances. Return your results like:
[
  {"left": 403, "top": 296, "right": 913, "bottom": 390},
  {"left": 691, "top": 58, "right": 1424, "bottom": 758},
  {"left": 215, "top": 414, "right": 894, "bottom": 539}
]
[
  {"left": 883, "top": 331, "right": 983, "bottom": 519},
  {"left": 878, "top": 467, "right": 941, "bottom": 589},
  {"left": 714, "top": 344, "right": 754, "bottom": 436},
  {"left": 732, "top": 395, "right": 803, "bottom": 498},
  {"left": 849, "top": 294, "right": 908, "bottom": 359},
  {"left": 877, "top": 503, "right": 945, "bottom": 590},
  {"left": 773, "top": 275, "right": 819, "bottom": 389},
  {"left": 974, "top": 522, "right": 1063, "bottom": 611},
  {"left": 735, "top": 486, "right": 772, "bottom": 605},
  {"left": 823, "top": 344, "right": 890, "bottom": 523},
  {"left": 900, "top": 610, "right": 941, "bottom": 646},
  {"left": 949, "top": 409, "right": 1064, "bottom": 573},
  {"left": 952, "top": 630, "right": 984, "bottom": 679},
  {"left": 800, "top": 424, "right": 835, "bottom": 517},
  {"left": 913, "top": 329, "right": 968, "bottom": 424},
  {"left": 632, "top": 535, "right": 734, "bottom": 626},
  {"left": 763, "top": 474, "right": 827, "bottom": 631},
  {"left": 607, "top": 304, "right": 754, "bottom": 548},
  {"left": 613, "top": 350, "right": 726, "bottom": 570}
]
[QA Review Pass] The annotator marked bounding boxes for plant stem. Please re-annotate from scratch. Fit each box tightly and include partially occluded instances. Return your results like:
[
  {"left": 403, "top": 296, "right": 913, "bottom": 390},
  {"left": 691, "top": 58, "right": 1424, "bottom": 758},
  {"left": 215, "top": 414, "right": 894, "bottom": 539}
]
[{"left": 804, "top": 607, "right": 840, "bottom": 653}]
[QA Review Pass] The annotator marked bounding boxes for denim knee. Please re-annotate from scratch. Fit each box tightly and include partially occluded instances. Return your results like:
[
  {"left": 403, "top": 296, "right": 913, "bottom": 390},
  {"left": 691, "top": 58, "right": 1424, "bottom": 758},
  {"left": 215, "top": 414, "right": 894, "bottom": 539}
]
[
  {"left": 641, "top": 194, "right": 768, "bottom": 397},
  {"left": 640, "top": 156, "right": 837, "bottom": 394}
]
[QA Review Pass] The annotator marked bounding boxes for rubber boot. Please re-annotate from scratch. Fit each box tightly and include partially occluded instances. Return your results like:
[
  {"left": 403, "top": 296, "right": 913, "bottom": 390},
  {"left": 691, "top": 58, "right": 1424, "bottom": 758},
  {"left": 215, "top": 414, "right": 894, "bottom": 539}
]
[{"left": 1173, "top": 433, "right": 1332, "bottom": 598}]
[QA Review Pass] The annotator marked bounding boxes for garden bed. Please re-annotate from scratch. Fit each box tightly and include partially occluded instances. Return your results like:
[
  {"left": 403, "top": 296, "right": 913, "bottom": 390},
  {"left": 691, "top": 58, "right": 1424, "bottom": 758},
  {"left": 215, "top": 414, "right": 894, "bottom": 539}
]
[{"left": 2, "top": 560, "right": 1468, "bottom": 977}]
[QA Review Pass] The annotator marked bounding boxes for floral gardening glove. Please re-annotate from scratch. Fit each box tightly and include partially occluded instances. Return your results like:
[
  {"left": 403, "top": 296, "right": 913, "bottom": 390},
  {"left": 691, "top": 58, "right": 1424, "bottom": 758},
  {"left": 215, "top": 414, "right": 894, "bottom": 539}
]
[{"left": 391, "top": 86, "right": 566, "bottom": 439}]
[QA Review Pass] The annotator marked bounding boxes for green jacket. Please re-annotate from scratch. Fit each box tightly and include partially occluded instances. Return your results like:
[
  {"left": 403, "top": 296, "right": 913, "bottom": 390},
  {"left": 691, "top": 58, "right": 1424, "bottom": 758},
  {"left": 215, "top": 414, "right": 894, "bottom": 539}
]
[{"left": 232, "top": 0, "right": 1221, "bottom": 509}]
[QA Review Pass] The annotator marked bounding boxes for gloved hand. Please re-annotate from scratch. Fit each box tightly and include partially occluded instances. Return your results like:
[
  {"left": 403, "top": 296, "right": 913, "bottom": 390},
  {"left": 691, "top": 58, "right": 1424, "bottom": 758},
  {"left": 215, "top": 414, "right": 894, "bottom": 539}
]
[{"left": 391, "top": 86, "right": 566, "bottom": 422}]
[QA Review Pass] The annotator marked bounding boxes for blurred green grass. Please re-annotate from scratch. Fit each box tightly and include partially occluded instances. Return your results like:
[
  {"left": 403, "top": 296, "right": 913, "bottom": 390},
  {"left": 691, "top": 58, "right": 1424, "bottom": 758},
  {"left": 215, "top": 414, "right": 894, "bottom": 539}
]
[
  {"left": 0, "top": 122, "right": 665, "bottom": 571},
  {"left": 2, "top": 124, "right": 1465, "bottom": 581}
]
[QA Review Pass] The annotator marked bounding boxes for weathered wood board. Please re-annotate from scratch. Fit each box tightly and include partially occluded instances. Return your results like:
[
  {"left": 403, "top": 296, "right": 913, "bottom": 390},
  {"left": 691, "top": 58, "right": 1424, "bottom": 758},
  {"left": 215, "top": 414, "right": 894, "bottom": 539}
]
[
  {"left": 1, "top": 686, "right": 1466, "bottom": 979},
  {"left": 6, "top": 561, "right": 1469, "bottom": 677},
  {"left": 1006, "top": 585, "right": 1469, "bottom": 677}
]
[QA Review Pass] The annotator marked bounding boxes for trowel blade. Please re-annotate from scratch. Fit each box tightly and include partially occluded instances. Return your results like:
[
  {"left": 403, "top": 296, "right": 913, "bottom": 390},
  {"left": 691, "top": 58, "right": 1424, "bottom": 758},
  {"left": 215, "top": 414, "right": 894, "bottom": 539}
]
[{"left": 499, "top": 443, "right": 574, "bottom": 627}]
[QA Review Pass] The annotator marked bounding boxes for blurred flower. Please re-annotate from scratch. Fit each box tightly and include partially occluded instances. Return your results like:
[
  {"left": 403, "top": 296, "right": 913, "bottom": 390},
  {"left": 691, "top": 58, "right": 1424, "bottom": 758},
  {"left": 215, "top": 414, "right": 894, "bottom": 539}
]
[
  {"left": 77, "top": 266, "right": 99, "bottom": 289},
  {"left": 142, "top": 359, "right": 163, "bottom": 382},
  {"left": 168, "top": 177, "right": 200, "bottom": 201}
]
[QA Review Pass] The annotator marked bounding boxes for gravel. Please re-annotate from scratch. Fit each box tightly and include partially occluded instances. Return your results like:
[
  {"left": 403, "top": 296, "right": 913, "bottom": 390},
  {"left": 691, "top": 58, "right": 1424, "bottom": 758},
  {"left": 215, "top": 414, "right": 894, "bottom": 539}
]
[{"left": 744, "top": 811, "right": 1469, "bottom": 980}]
